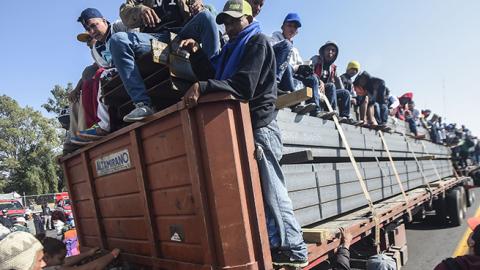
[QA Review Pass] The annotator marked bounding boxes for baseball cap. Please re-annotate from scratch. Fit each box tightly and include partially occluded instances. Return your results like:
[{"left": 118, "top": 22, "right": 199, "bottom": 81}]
[
  {"left": 216, "top": 0, "right": 253, "bottom": 24},
  {"left": 77, "top": 8, "right": 103, "bottom": 26},
  {"left": 283, "top": 13, "right": 302, "bottom": 27}
]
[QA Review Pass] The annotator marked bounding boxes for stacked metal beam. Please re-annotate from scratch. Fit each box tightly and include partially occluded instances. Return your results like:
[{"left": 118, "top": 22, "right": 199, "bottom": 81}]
[{"left": 276, "top": 109, "right": 453, "bottom": 227}]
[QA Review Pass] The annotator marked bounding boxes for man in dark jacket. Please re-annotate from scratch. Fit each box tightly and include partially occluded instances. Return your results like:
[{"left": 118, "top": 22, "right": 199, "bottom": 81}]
[
  {"left": 311, "top": 41, "right": 354, "bottom": 123},
  {"left": 353, "top": 71, "right": 389, "bottom": 128},
  {"left": 180, "top": 0, "right": 308, "bottom": 267},
  {"left": 434, "top": 217, "right": 480, "bottom": 270}
]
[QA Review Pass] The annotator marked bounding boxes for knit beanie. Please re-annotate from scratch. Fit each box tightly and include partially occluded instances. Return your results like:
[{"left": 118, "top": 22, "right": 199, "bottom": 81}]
[{"left": 0, "top": 231, "right": 44, "bottom": 270}]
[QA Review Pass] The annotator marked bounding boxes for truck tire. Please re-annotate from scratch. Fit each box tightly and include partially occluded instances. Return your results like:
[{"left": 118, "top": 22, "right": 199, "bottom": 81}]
[
  {"left": 447, "top": 187, "right": 464, "bottom": 226},
  {"left": 467, "top": 188, "right": 476, "bottom": 207},
  {"left": 458, "top": 186, "right": 467, "bottom": 216},
  {"left": 434, "top": 196, "right": 448, "bottom": 223}
]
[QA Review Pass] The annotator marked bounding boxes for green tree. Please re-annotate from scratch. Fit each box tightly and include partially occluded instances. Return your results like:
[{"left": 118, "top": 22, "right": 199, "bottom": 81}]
[
  {"left": 42, "top": 83, "right": 72, "bottom": 115},
  {"left": 0, "top": 95, "right": 61, "bottom": 195}
]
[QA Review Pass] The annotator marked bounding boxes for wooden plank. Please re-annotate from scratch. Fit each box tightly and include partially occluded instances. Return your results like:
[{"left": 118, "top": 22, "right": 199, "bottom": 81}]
[{"left": 276, "top": 87, "right": 313, "bottom": 109}]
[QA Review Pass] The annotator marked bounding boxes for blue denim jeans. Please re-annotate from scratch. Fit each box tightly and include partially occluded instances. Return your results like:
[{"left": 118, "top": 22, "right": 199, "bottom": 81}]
[
  {"left": 253, "top": 120, "right": 308, "bottom": 261},
  {"left": 109, "top": 11, "right": 219, "bottom": 105},
  {"left": 272, "top": 39, "right": 293, "bottom": 82},
  {"left": 374, "top": 103, "right": 389, "bottom": 125},
  {"left": 407, "top": 118, "right": 418, "bottom": 135},
  {"left": 324, "top": 83, "right": 351, "bottom": 117}
]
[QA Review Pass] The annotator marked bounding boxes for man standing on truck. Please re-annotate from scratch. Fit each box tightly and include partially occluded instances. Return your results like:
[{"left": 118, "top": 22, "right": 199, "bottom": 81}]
[
  {"left": 179, "top": 0, "right": 308, "bottom": 267},
  {"left": 108, "top": 0, "right": 220, "bottom": 123}
]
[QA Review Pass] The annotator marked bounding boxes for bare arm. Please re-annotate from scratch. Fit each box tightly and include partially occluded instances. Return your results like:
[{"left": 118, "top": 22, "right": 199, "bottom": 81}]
[
  {"left": 58, "top": 249, "right": 120, "bottom": 270},
  {"left": 63, "top": 247, "right": 99, "bottom": 266}
]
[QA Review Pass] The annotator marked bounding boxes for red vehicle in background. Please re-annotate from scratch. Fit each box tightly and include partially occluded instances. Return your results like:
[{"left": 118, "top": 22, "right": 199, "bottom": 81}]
[
  {"left": 0, "top": 199, "right": 25, "bottom": 219},
  {"left": 55, "top": 192, "right": 72, "bottom": 216}
]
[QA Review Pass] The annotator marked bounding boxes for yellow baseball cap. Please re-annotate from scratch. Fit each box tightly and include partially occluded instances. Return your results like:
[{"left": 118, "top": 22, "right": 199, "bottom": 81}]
[
  {"left": 347, "top": 61, "right": 361, "bottom": 71},
  {"left": 216, "top": 0, "right": 253, "bottom": 24}
]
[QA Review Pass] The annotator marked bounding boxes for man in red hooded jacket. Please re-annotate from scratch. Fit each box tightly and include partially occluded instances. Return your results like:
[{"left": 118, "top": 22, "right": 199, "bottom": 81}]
[{"left": 434, "top": 217, "right": 480, "bottom": 270}]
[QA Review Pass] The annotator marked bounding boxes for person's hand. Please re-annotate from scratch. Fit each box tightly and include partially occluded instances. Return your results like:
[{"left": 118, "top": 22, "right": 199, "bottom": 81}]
[
  {"left": 339, "top": 227, "right": 352, "bottom": 249},
  {"left": 110, "top": 248, "right": 121, "bottom": 259},
  {"left": 68, "top": 89, "right": 80, "bottom": 103},
  {"left": 189, "top": 0, "right": 204, "bottom": 15},
  {"left": 179, "top": 39, "right": 200, "bottom": 54},
  {"left": 183, "top": 82, "right": 201, "bottom": 108},
  {"left": 141, "top": 7, "right": 161, "bottom": 28},
  {"left": 389, "top": 108, "right": 395, "bottom": 116},
  {"left": 351, "top": 98, "right": 357, "bottom": 106},
  {"left": 87, "top": 247, "right": 100, "bottom": 256}
]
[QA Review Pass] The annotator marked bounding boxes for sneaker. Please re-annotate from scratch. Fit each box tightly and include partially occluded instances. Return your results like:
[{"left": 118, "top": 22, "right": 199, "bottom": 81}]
[
  {"left": 123, "top": 103, "right": 155, "bottom": 122},
  {"left": 62, "top": 142, "right": 81, "bottom": 155},
  {"left": 77, "top": 125, "right": 109, "bottom": 140},
  {"left": 271, "top": 250, "right": 308, "bottom": 268},
  {"left": 293, "top": 103, "right": 317, "bottom": 115},
  {"left": 414, "top": 134, "right": 426, "bottom": 139},
  {"left": 340, "top": 118, "right": 358, "bottom": 125},
  {"left": 315, "top": 111, "right": 337, "bottom": 120},
  {"left": 70, "top": 136, "right": 93, "bottom": 146}
]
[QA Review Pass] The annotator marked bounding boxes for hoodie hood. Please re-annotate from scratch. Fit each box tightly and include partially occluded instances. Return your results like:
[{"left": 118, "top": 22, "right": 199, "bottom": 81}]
[{"left": 319, "top": 41, "right": 339, "bottom": 64}]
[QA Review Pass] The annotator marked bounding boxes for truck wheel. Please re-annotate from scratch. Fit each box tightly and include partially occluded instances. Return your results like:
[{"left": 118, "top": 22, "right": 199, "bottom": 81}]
[
  {"left": 458, "top": 186, "right": 467, "bottom": 216},
  {"left": 434, "top": 196, "right": 448, "bottom": 223},
  {"left": 467, "top": 189, "right": 476, "bottom": 207},
  {"left": 413, "top": 205, "right": 426, "bottom": 222},
  {"left": 447, "top": 187, "right": 464, "bottom": 226}
]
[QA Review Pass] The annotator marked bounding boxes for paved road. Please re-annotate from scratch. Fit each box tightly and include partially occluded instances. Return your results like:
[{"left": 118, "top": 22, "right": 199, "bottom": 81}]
[{"left": 403, "top": 189, "right": 480, "bottom": 270}]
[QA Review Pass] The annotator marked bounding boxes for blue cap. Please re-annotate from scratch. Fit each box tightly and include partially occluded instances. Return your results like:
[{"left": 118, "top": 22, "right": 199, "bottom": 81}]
[
  {"left": 283, "top": 13, "right": 301, "bottom": 28},
  {"left": 77, "top": 8, "right": 103, "bottom": 26}
]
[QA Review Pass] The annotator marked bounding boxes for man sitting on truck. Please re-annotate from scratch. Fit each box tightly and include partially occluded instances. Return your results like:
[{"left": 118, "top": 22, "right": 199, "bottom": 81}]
[
  {"left": 270, "top": 13, "right": 326, "bottom": 117},
  {"left": 311, "top": 41, "right": 355, "bottom": 123},
  {"left": 107, "top": 0, "right": 220, "bottom": 123},
  {"left": 179, "top": 0, "right": 308, "bottom": 267}
]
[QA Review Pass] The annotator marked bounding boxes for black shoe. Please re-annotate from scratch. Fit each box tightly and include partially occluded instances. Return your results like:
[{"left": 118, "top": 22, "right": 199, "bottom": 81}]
[
  {"left": 271, "top": 250, "right": 308, "bottom": 268},
  {"left": 292, "top": 103, "right": 317, "bottom": 115}
]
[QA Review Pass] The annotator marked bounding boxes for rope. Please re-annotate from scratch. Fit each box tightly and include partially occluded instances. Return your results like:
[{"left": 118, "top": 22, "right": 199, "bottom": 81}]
[
  {"left": 320, "top": 93, "right": 381, "bottom": 248},
  {"left": 420, "top": 141, "right": 443, "bottom": 181},
  {"left": 404, "top": 136, "right": 432, "bottom": 192},
  {"left": 377, "top": 132, "right": 413, "bottom": 221}
]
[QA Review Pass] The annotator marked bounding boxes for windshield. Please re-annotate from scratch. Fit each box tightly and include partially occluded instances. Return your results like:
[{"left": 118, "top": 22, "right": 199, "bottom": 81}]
[{"left": 0, "top": 201, "right": 22, "bottom": 210}]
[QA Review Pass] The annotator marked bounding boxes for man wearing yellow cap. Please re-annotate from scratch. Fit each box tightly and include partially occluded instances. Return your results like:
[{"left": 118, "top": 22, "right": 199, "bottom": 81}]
[{"left": 179, "top": 0, "right": 308, "bottom": 267}]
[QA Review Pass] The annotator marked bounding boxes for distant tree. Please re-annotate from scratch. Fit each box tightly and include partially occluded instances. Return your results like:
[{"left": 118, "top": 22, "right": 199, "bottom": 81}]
[
  {"left": 0, "top": 95, "right": 61, "bottom": 195},
  {"left": 42, "top": 84, "right": 72, "bottom": 115}
]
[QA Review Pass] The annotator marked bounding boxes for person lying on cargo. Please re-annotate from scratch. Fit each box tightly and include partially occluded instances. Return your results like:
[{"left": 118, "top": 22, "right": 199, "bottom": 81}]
[
  {"left": 107, "top": 0, "right": 220, "bottom": 123},
  {"left": 404, "top": 101, "right": 425, "bottom": 139},
  {"left": 434, "top": 217, "right": 480, "bottom": 270},
  {"left": 270, "top": 13, "right": 326, "bottom": 117},
  {"left": 179, "top": 0, "right": 308, "bottom": 267},
  {"left": 340, "top": 61, "right": 361, "bottom": 120},
  {"left": 0, "top": 229, "right": 46, "bottom": 270},
  {"left": 41, "top": 237, "right": 121, "bottom": 270},
  {"left": 311, "top": 41, "right": 356, "bottom": 123}
]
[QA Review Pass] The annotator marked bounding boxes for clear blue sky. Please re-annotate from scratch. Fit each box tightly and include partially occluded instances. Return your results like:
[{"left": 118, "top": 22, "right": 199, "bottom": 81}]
[{"left": 1, "top": 1, "right": 479, "bottom": 134}]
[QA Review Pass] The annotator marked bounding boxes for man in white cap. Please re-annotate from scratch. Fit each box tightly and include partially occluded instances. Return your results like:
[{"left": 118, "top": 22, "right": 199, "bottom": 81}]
[
  {"left": 180, "top": 0, "right": 308, "bottom": 267},
  {"left": 0, "top": 229, "right": 46, "bottom": 270}
]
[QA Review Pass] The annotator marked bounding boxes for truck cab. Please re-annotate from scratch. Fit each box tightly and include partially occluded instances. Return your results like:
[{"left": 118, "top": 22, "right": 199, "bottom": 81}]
[{"left": 0, "top": 199, "right": 25, "bottom": 219}]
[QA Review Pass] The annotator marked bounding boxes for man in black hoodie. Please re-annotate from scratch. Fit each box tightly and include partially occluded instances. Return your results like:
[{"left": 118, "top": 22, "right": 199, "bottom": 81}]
[
  {"left": 353, "top": 71, "right": 389, "bottom": 128},
  {"left": 180, "top": 0, "right": 308, "bottom": 268},
  {"left": 312, "top": 41, "right": 355, "bottom": 123}
]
